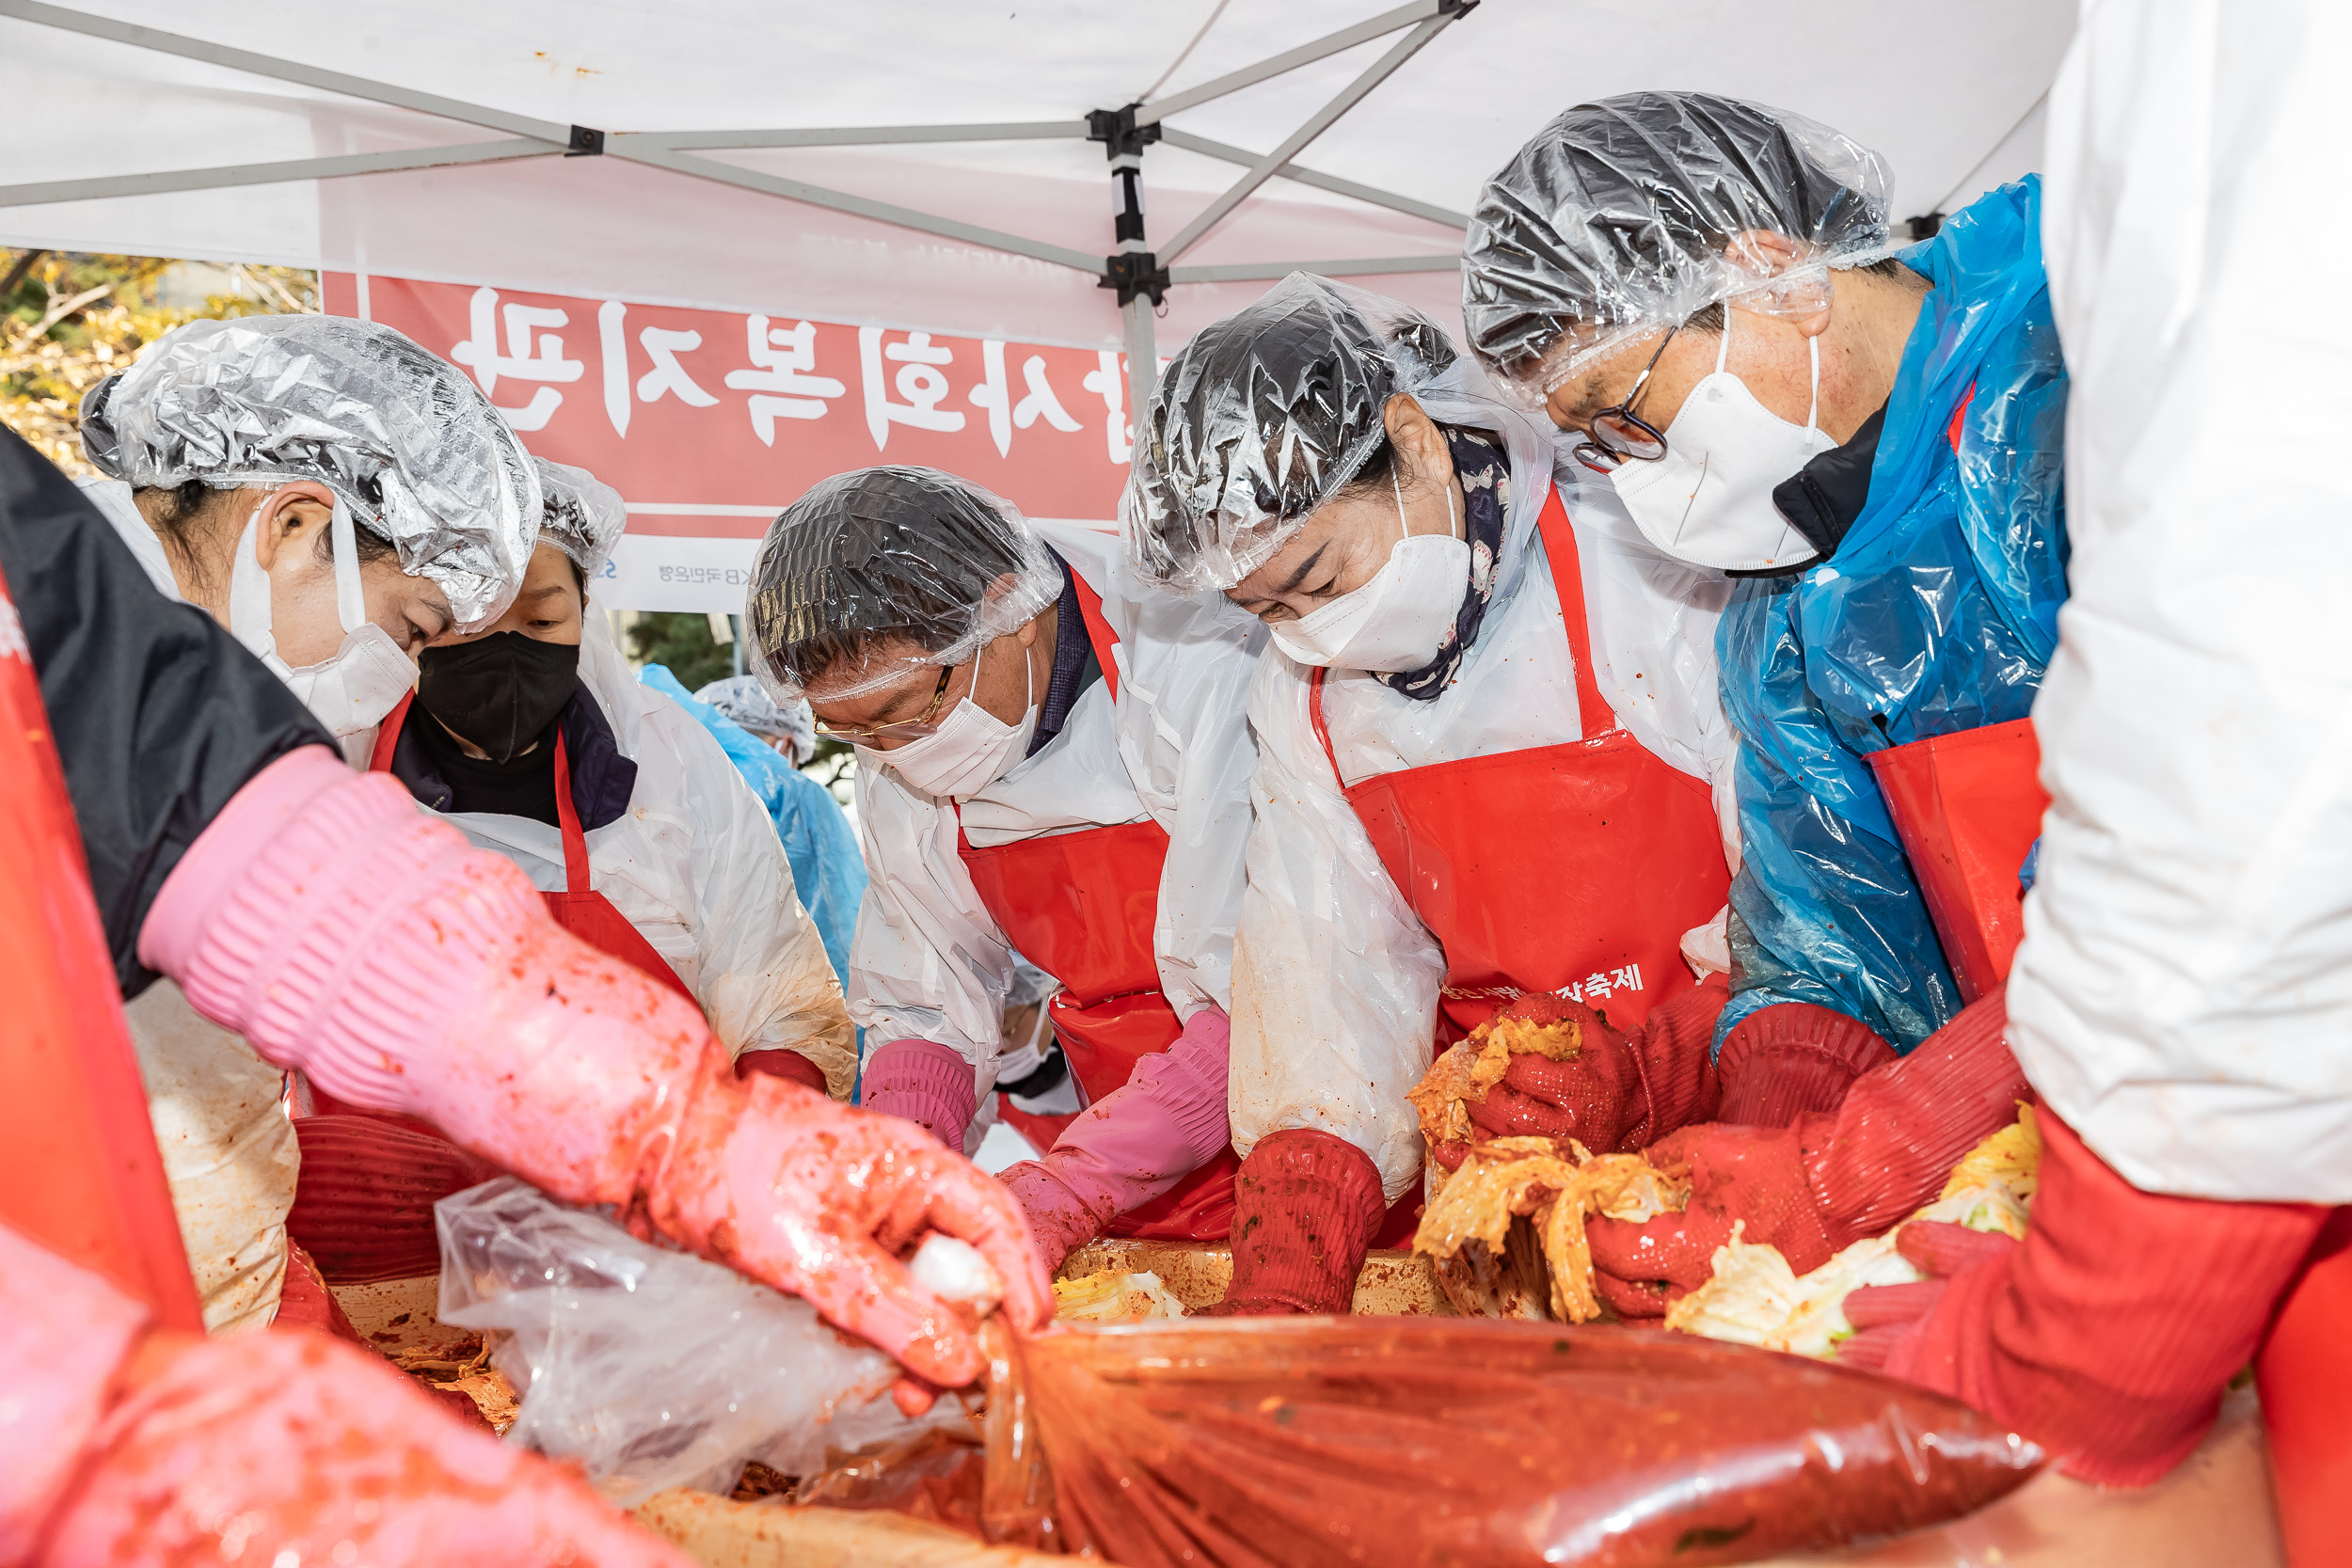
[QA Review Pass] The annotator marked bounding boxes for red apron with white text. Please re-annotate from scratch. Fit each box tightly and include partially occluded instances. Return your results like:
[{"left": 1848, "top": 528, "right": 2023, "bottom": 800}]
[
  {"left": 954, "top": 577, "right": 1237, "bottom": 1241},
  {"left": 327, "top": 694, "right": 697, "bottom": 1132},
  {"left": 1309, "top": 484, "right": 1728, "bottom": 1041}
]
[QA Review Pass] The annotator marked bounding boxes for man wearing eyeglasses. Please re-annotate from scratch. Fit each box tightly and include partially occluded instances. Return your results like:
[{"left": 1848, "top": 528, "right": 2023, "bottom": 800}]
[
  {"left": 1457, "top": 92, "right": 2056, "bottom": 1317},
  {"left": 744, "top": 467, "right": 1264, "bottom": 1276}
]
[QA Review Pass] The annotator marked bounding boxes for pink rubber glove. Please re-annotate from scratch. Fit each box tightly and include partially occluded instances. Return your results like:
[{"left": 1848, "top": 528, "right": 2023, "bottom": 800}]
[
  {"left": 138, "top": 748, "right": 1049, "bottom": 1387},
  {"left": 1714, "top": 1001, "right": 1901, "bottom": 1125},
  {"left": 999, "top": 1005, "right": 1232, "bottom": 1275},
  {"left": 0, "top": 1220, "right": 685, "bottom": 1566},
  {"left": 861, "top": 1037, "right": 979, "bottom": 1147},
  {"left": 1588, "top": 990, "right": 2028, "bottom": 1317},
  {"left": 0, "top": 1222, "right": 149, "bottom": 1560}
]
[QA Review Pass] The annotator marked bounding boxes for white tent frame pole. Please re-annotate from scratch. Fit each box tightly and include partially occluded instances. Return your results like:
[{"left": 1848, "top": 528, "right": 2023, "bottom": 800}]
[
  {"left": 1154, "top": 128, "right": 1466, "bottom": 230},
  {"left": 622, "top": 123, "right": 1085, "bottom": 151},
  {"left": 1121, "top": 294, "right": 1157, "bottom": 432},
  {"left": 2, "top": 1, "right": 1098, "bottom": 272},
  {"left": 1157, "top": 11, "right": 1461, "bottom": 264},
  {"left": 0, "top": 0, "right": 574, "bottom": 143},
  {"left": 1168, "top": 254, "right": 1456, "bottom": 283},
  {"left": 1134, "top": 0, "right": 1444, "bottom": 126},
  {"left": 617, "top": 120, "right": 1460, "bottom": 232},
  {"left": 0, "top": 140, "right": 560, "bottom": 208},
  {"left": 3, "top": 0, "right": 1471, "bottom": 314},
  {"left": 607, "top": 143, "right": 1102, "bottom": 272}
]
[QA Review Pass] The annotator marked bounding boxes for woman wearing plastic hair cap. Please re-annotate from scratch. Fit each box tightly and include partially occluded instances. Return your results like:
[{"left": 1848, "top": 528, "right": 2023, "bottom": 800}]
[
  {"left": 61, "top": 314, "right": 542, "bottom": 1337},
  {"left": 1455, "top": 88, "right": 2065, "bottom": 1410},
  {"left": 0, "top": 427, "right": 1051, "bottom": 1486},
  {"left": 351, "top": 454, "right": 854, "bottom": 1127},
  {"left": 77, "top": 313, "right": 541, "bottom": 754},
  {"left": 748, "top": 465, "right": 1265, "bottom": 1275},
  {"left": 1126, "top": 271, "right": 1741, "bottom": 1315}
]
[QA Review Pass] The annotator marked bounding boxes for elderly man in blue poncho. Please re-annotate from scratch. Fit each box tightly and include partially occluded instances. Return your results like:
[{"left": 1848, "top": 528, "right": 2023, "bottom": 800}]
[
  {"left": 1456, "top": 94, "right": 2048, "bottom": 1312},
  {"left": 1465, "top": 90, "right": 2059, "bottom": 1102},
  {"left": 1453, "top": 78, "right": 2352, "bottom": 1508}
]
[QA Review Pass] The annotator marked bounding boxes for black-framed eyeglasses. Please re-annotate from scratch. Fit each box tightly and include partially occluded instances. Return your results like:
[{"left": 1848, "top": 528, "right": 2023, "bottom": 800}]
[
  {"left": 811, "top": 660, "right": 960, "bottom": 744},
  {"left": 1572, "top": 325, "right": 1680, "bottom": 474}
]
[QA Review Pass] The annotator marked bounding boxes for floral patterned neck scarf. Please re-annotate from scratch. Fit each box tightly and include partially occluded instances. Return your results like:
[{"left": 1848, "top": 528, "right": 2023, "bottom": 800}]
[{"left": 1373, "top": 427, "right": 1509, "bottom": 702}]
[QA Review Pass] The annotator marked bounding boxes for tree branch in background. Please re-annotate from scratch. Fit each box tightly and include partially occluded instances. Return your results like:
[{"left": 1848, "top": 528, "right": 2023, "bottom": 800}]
[
  {"left": 0, "top": 249, "right": 46, "bottom": 301},
  {"left": 4, "top": 282, "right": 119, "bottom": 356},
  {"left": 2, "top": 252, "right": 321, "bottom": 477}
]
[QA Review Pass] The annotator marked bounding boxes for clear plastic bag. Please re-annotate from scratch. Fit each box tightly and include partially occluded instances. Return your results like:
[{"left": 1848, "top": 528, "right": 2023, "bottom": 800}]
[{"left": 436, "top": 1178, "right": 966, "bottom": 1504}]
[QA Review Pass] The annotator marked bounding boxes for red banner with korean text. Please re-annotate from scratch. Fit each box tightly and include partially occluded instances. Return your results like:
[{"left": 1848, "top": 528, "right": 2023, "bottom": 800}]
[{"left": 323, "top": 273, "right": 1136, "bottom": 612}]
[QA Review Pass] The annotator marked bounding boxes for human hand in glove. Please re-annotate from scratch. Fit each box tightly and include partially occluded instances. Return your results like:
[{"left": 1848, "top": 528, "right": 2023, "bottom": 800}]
[
  {"left": 1460, "top": 976, "right": 1729, "bottom": 1158},
  {"left": 861, "top": 1037, "right": 980, "bottom": 1148},
  {"left": 1206, "top": 1128, "right": 1387, "bottom": 1317},
  {"left": 1587, "top": 990, "right": 2026, "bottom": 1319},
  {"left": 137, "top": 748, "right": 1050, "bottom": 1388},
  {"left": 735, "top": 1048, "right": 830, "bottom": 1091},
  {"left": 1834, "top": 1112, "right": 2329, "bottom": 1487},
  {"left": 2, "top": 1220, "right": 687, "bottom": 1567},
  {"left": 1000, "top": 1005, "right": 1232, "bottom": 1276},
  {"left": 1713, "top": 1001, "right": 1899, "bottom": 1126}
]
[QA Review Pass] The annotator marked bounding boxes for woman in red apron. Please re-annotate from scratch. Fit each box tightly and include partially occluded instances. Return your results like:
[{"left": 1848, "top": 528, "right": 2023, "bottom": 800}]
[
  {"left": 293, "top": 461, "right": 854, "bottom": 1283},
  {"left": 1123, "top": 275, "right": 1740, "bottom": 1313},
  {"left": 745, "top": 467, "right": 1263, "bottom": 1276}
]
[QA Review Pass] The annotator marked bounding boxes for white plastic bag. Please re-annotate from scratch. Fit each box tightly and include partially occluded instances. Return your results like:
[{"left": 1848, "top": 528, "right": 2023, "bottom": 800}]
[{"left": 437, "top": 1178, "right": 964, "bottom": 1503}]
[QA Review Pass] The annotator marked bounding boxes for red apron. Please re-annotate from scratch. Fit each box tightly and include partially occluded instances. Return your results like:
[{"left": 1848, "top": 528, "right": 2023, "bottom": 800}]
[
  {"left": 1309, "top": 483, "right": 1729, "bottom": 1040},
  {"left": 1865, "top": 719, "right": 2050, "bottom": 1005},
  {"left": 953, "top": 575, "right": 1238, "bottom": 1241},
  {"left": 324, "top": 694, "right": 696, "bottom": 1133},
  {"left": 1855, "top": 380, "right": 2055, "bottom": 1006},
  {"left": 0, "top": 564, "right": 204, "bottom": 1331},
  {"left": 370, "top": 689, "right": 694, "bottom": 1002}
]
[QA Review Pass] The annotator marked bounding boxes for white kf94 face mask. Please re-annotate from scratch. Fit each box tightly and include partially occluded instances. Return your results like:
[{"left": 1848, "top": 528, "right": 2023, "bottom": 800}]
[
  {"left": 1607, "top": 313, "right": 1836, "bottom": 573},
  {"left": 1267, "top": 464, "right": 1468, "bottom": 672},
  {"left": 228, "top": 496, "right": 418, "bottom": 738},
  {"left": 871, "top": 636, "right": 1039, "bottom": 800}
]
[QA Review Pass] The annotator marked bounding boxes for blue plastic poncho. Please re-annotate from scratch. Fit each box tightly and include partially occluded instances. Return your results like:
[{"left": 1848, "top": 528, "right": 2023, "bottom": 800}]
[
  {"left": 1717, "top": 178, "right": 2070, "bottom": 1053},
  {"left": 638, "top": 664, "right": 866, "bottom": 990}
]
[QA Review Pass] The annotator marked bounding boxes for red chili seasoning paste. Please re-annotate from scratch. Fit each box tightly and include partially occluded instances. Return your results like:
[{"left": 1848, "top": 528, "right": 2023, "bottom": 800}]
[{"left": 997, "top": 1316, "right": 2040, "bottom": 1567}]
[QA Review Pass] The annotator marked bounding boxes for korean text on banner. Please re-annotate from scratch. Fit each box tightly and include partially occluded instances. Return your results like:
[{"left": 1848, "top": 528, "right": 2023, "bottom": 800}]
[{"left": 324, "top": 274, "right": 1136, "bottom": 613}]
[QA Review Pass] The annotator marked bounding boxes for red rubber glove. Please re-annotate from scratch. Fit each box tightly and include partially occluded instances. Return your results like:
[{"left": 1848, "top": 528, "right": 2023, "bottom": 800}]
[
  {"left": 1837, "top": 1113, "right": 2329, "bottom": 1487},
  {"left": 1463, "top": 976, "right": 1728, "bottom": 1154},
  {"left": 735, "top": 1048, "right": 829, "bottom": 1091},
  {"left": 1207, "top": 1129, "right": 1385, "bottom": 1316},
  {"left": 1714, "top": 1001, "right": 1899, "bottom": 1125},
  {"left": 287, "top": 1117, "right": 502, "bottom": 1285},
  {"left": 0, "top": 1219, "right": 686, "bottom": 1566},
  {"left": 1588, "top": 990, "right": 2026, "bottom": 1318},
  {"left": 137, "top": 748, "right": 1049, "bottom": 1388},
  {"left": 1838, "top": 1220, "right": 2018, "bottom": 1375},
  {"left": 1001, "top": 1006, "right": 1231, "bottom": 1276}
]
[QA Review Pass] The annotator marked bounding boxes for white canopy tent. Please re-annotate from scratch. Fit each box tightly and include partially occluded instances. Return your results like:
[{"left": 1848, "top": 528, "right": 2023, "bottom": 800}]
[{"left": 2, "top": 0, "right": 2071, "bottom": 606}]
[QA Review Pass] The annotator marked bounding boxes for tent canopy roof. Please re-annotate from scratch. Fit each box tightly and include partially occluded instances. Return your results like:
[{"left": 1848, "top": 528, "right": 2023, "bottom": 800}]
[{"left": 1, "top": 0, "right": 2066, "bottom": 350}]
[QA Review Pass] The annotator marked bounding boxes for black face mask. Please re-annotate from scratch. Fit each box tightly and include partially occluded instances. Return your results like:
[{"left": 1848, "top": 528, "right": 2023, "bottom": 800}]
[{"left": 416, "top": 632, "right": 581, "bottom": 763}]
